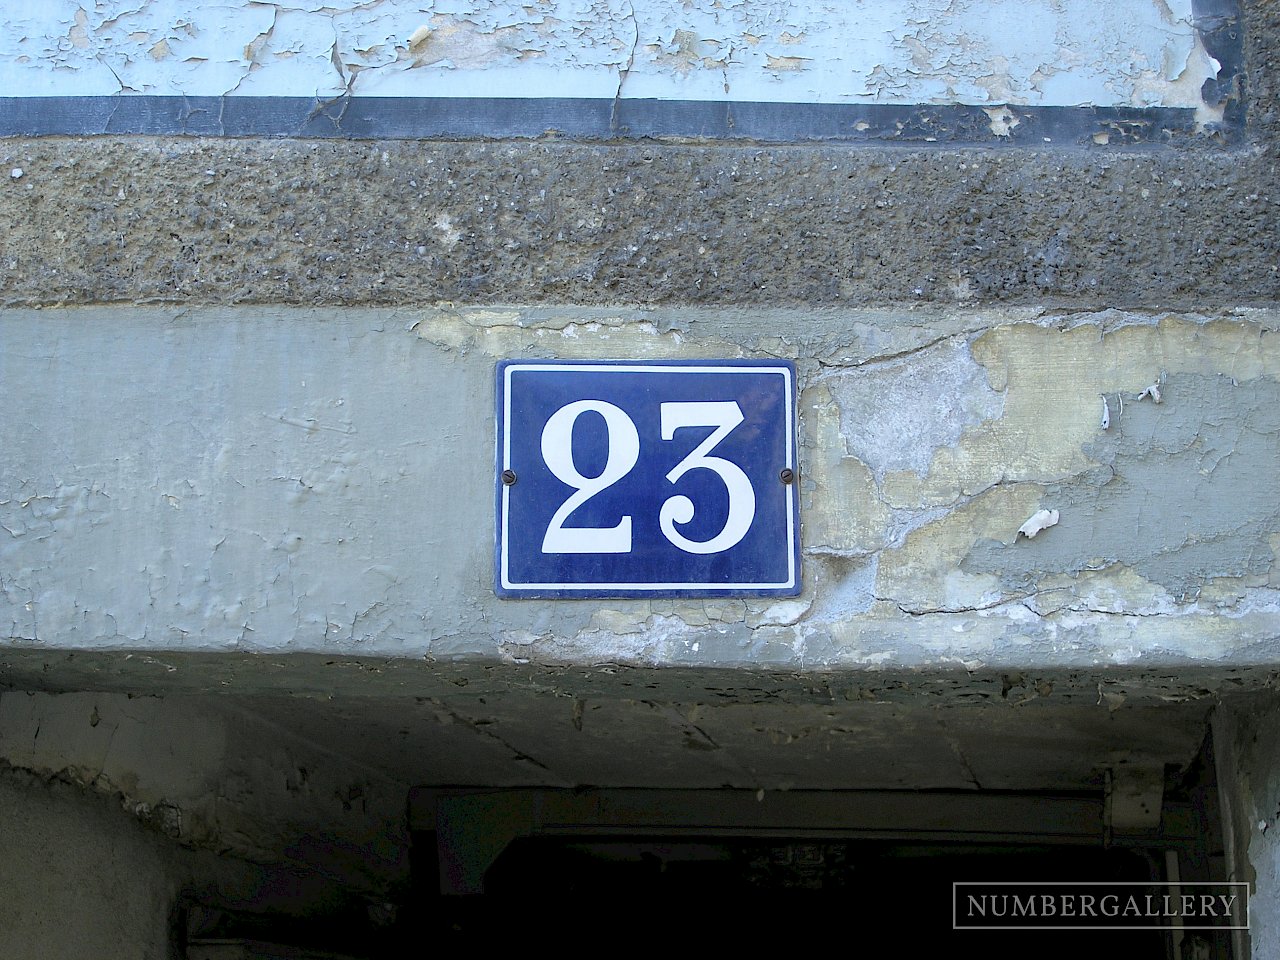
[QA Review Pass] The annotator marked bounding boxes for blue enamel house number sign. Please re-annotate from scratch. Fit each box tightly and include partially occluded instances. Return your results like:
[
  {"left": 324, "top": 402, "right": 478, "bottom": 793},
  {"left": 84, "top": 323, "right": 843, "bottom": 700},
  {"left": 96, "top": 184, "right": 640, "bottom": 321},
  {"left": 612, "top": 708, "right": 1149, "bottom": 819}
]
[{"left": 496, "top": 360, "right": 800, "bottom": 598}]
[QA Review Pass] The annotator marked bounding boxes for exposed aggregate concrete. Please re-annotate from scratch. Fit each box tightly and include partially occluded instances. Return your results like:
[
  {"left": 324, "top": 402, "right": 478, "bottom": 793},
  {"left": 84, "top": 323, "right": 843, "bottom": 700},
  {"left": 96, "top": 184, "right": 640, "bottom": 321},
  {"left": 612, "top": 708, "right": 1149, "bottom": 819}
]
[{"left": 0, "top": 138, "right": 1278, "bottom": 311}]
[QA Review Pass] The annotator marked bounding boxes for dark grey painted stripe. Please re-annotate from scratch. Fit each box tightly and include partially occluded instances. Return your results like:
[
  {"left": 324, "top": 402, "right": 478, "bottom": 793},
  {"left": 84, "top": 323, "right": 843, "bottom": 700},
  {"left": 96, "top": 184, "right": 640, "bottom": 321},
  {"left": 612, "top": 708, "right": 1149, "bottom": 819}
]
[
  {"left": 0, "top": 96, "right": 1227, "bottom": 145},
  {"left": 0, "top": 0, "right": 1243, "bottom": 146},
  {"left": 1196, "top": 0, "right": 1246, "bottom": 132}
]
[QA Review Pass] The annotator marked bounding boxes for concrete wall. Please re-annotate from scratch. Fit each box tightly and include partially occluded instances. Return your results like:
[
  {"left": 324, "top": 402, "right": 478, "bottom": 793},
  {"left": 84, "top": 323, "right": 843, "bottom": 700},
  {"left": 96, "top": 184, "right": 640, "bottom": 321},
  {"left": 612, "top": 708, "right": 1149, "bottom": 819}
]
[
  {"left": 0, "top": 766, "right": 218, "bottom": 960},
  {"left": 0, "top": 756, "right": 395, "bottom": 960},
  {"left": 2, "top": 0, "right": 1279, "bottom": 953},
  {"left": 1211, "top": 702, "right": 1280, "bottom": 959},
  {"left": 4, "top": 305, "right": 1280, "bottom": 672}
]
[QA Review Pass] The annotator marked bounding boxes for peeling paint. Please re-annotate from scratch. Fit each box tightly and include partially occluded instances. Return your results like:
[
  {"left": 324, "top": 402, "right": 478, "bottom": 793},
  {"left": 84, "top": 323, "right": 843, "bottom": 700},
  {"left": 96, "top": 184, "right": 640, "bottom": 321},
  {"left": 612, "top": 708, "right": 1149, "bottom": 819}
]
[
  {"left": 4, "top": 306, "right": 1280, "bottom": 673},
  {"left": 964, "top": 373, "right": 1280, "bottom": 600},
  {"left": 1017, "top": 508, "right": 1060, "bottom": 539},
  {"left": 983, "top": 105, "right": 1020, "bottom": 137},
  {"left": 0, "top": 1, "right": 1221, "bottom": 110}
]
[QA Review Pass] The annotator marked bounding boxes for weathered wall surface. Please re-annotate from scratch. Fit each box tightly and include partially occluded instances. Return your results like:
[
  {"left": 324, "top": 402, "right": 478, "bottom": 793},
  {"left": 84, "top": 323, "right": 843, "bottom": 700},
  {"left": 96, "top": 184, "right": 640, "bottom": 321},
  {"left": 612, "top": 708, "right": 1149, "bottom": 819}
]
[
  {"left": 2, "top": 0, "right": 1279, "bottom": 949},
  {"left": 0, "top": 691, "right": 408, "bottom": 888},
  {"left": 2, "top": 0, "right": 1268, "bottom": 665},
  {"left": 3, "top": 306, "right": 1279, "bottom": 671},
  {"left": 0, "top": 770, "right": 183, "bottom": 959}
]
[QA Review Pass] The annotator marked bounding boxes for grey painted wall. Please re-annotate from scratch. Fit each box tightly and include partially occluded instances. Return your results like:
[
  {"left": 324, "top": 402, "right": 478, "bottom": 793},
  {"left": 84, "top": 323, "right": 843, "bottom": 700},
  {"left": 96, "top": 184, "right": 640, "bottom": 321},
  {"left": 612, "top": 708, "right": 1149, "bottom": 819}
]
[
  {"left": 4, "top": 306, "right": 1279, "bottom": 672},
  {"left": 0, "top": 768, "right": 231, "bottom": 960},
  {"left": 2, "top": 0, "right": 1279, "bottom": 954}
]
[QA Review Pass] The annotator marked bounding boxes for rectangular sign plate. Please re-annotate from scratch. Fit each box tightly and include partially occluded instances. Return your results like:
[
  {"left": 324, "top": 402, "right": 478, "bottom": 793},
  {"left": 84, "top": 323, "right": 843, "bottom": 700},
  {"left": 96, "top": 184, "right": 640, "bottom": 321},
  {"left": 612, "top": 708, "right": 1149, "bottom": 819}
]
[{"left": 496, "top": 360, "right": 800, "bottom": 598}]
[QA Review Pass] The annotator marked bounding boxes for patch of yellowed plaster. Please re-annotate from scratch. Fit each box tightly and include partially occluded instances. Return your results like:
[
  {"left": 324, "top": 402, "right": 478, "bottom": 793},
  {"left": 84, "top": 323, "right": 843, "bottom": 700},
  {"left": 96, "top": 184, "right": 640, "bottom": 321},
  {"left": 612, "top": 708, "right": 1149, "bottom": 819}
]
[
  {"left": 409, "top": 307, "right": 743, "bottom": 360},
  {"left": 844, "top": 316, "right": 1280, "bottom": 617},
  {"left": 974, "top": 57, "right": 1018, "bottom": 103},
  {"left": 1197, "top": 575, "right": 1271, "bottom": 609},
  {"left": 587, "top": 609, "right": 647, "bottom": 636},
  {"left": 874, "top": 483, "right": 1044, "bottom": 612},
  {"left": 1026, "top": 566, "right": 1176, "bottom": 616},
  {"left": 1129, "top": 30, "right": 1223, "bottom": 128},
  {"left": 878, "top": 318, "right": 1280, "bottom": 513},
  {"left": 703, "top": 598, "right": 747, "bottom": 623}
]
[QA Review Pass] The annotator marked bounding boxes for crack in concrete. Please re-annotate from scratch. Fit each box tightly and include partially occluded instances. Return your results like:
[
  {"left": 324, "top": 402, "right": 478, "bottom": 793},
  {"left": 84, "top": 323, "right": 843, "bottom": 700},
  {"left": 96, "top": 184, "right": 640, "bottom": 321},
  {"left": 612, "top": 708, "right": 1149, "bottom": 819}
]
[
  {"left": 610, "top": 0, "right": 639, "bottom": 134},
  {"left": 812, "top": 329, "right": 978, "bottom": 376},
  {"left": 938, "top": 718, "right": 984, "bottom": 789},
  {"left": 429, "top": 699, "right": 563, "bottom": 780}
]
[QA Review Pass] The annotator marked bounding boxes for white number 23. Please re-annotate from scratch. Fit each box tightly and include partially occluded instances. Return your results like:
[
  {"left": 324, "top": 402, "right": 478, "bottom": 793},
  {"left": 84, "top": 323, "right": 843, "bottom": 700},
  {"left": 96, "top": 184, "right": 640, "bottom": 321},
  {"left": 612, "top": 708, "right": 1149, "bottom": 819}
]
[{"left": 538, "top": 400, "right": 756, "bottom": 556}]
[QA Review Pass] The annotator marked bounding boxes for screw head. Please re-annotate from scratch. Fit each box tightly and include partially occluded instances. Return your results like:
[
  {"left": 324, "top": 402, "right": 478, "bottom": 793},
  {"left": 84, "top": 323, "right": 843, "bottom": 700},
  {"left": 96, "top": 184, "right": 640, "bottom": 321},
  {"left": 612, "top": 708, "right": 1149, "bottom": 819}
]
[
  {"left": 501, "top": 469, "right": 517, "bottom": 485},
  {"left": 780, "top": 468, "right": 795, "bottom": 484}
]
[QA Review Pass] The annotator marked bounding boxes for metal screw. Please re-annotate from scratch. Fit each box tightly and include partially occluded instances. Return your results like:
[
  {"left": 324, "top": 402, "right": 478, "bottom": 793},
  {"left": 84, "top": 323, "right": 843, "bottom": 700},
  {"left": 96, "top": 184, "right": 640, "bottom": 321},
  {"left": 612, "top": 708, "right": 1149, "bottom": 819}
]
[
  {"left": 501, "top": 469, "right": 517, "bottom": 485},
  {"left": 780, "top": 468, "right": 795, "bottom": 484}
]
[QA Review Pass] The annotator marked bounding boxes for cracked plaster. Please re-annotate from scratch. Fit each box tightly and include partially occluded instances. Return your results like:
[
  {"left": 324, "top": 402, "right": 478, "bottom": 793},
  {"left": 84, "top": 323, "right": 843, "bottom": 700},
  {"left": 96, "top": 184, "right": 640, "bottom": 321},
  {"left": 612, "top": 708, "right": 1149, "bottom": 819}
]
[
  {"left": 1, "top": 0, "right": 1220, "bottom": 109},
  {"left": 4, "top": 306, "right": 1280, "bottom": 675},
  {"left": 0, "top": 0, "right": 1275, "bottom": 934}
]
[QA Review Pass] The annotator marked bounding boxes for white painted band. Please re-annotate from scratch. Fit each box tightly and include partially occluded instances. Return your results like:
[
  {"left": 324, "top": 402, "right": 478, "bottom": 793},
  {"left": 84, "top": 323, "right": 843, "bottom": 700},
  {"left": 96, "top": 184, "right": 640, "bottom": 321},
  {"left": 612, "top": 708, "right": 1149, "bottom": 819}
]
[{"left": 3, "top": 0, "right": 1217, "bottom": 109}]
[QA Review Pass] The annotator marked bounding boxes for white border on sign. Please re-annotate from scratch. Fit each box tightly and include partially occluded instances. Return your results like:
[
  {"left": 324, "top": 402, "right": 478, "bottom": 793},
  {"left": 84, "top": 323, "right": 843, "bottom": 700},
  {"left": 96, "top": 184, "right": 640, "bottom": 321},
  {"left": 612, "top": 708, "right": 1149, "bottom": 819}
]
[{"left": 500, "top": 363, "right": 796, "bottom": 592}]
